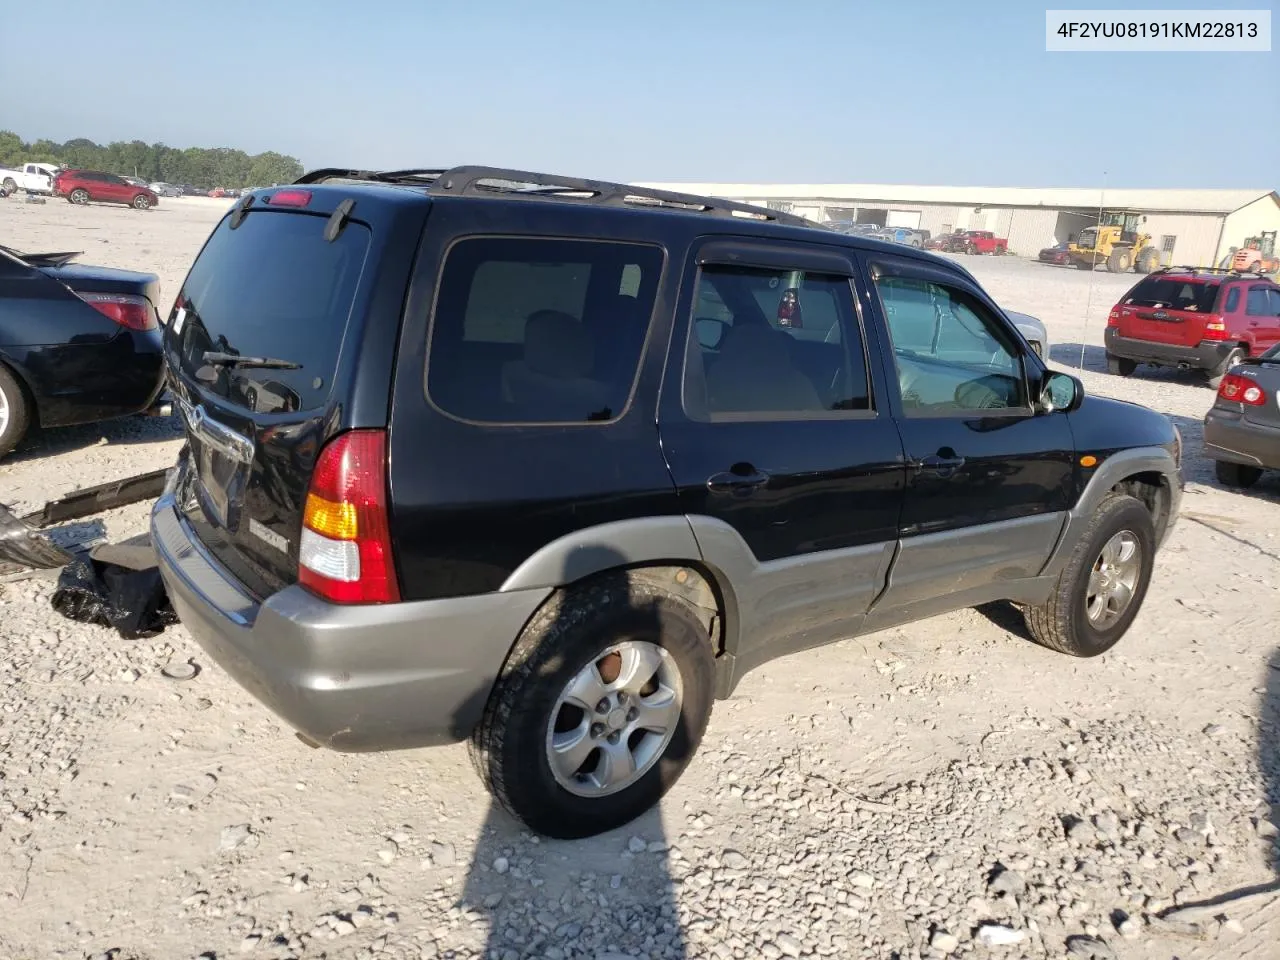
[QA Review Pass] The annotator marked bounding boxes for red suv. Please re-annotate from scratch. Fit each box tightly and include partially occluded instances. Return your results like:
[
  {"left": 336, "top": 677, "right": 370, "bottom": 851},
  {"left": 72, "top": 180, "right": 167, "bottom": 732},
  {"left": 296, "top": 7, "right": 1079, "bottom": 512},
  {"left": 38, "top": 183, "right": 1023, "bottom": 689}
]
[
  {"left": 1105, "top": 267, "right": 1280, "bottom": 386},
  {"left": 54, "top": 170, "right": 159, "bottom": 210}
]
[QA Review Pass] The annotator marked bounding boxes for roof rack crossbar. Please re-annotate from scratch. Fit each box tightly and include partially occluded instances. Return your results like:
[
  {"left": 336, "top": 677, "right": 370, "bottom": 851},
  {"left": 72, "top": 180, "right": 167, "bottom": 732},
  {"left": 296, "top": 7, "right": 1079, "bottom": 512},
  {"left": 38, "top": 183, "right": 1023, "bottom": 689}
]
[
  {"left": 1152, "top": 264, "right": 1269, "bottom": 277},
  {"left": 293, "top": 164, "right": 819, "bottom": 229}
]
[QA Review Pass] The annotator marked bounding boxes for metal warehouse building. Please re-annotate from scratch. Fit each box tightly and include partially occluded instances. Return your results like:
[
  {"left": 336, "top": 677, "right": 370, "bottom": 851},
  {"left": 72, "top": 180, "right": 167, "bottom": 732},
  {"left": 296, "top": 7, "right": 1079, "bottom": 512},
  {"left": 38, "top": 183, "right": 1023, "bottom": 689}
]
[{"left": 630, "top": 181, "right": 1280, "bottom": 268}]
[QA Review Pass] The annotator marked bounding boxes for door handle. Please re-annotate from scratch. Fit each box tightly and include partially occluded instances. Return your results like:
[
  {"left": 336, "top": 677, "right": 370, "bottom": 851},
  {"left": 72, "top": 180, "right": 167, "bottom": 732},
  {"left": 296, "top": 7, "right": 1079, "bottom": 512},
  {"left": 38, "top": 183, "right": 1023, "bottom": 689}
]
[
  {"left": 911, "top": 455, "right": 966, "bottom": 477},
  {"left": 706, "top": 465, "right": 770, "bottom": 496}
]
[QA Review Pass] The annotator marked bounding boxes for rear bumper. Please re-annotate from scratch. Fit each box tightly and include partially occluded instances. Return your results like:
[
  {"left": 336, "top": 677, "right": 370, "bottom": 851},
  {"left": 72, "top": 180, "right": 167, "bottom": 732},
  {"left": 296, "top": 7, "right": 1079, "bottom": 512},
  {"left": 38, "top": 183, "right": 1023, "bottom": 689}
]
[
  {"left": 1203, "top": 408, "right": 1280, "bottom": 471},
  {"left": 150, "top": 491, "right": 551, "bottom": 751},
  {"left": 1104, "top": 329, "right": 1234, "bottom": 371}
]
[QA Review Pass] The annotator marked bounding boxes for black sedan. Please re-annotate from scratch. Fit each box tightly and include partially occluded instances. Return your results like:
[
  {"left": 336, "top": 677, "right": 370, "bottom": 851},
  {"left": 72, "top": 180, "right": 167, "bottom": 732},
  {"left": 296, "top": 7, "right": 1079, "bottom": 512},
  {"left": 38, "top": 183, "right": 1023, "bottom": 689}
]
[
  {"left": 1204, "top": 343, "right": 1280, "bottom": 489},
  {"left": 0, "top": 245, "right": 166, "bottom": 458}
]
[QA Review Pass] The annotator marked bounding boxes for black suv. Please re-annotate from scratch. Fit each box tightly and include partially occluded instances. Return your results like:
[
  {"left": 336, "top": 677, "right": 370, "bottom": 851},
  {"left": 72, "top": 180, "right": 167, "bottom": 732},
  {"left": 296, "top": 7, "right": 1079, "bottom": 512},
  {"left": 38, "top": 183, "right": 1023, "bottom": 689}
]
[{"left": 151, "top": 167, "right": 1183, "bottom": 838}]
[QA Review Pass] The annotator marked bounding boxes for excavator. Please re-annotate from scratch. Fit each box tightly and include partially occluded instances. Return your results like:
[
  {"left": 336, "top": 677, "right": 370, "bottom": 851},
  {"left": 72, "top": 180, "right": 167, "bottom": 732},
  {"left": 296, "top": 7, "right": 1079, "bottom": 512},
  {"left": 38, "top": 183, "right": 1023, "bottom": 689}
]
[{"left": 1067, "top": 211, "right": 1162, "bottom": 274}]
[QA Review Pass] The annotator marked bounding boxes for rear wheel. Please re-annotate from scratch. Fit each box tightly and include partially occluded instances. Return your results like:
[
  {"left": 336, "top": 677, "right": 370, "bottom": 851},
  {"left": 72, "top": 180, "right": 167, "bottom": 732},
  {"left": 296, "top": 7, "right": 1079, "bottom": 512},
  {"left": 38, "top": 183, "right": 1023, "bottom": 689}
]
[
  {"left": 1215, "top": 460, "right": 1262, "bottom": 489},
  {"left": 69, "top": 188, "right": 89, "bottom": 205},
  {"left": 1, "top": 178, "right": 16, "bottom": 195},
  {"left": 0, "top": 364, "right": 32, "bottom": 459},
  {"left": 1107, "top": 248, "right": 1133, "bottom": 272},
  {"left": 1023, "top": 492, "right": 1155, "bottom": 657},
  {"left": 469, "top": 574, "right": 715, "bottom": 839},
  {"left": 1208, "top": 347, "right": 1245, "bottom": 388},
  {"left": 1106, "top": 354, "right": 1136, "bottom": 377}
]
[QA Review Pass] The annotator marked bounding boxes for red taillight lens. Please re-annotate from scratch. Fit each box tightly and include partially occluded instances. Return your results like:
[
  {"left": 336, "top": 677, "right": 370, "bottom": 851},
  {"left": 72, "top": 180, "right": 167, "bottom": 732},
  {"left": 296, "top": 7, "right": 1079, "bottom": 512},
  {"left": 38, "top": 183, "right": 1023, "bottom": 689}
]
[
  {"left": 1202, "top": 316, "right": 1227, "bottom": 341},
  {"left": 80, "top": 292, "right": 157, "bottom": 331},
  {"left": 1107, "top": 308, "right": 1121, "bottom": 328},
  {"left": 266, "top": 189, "right": 312, "bottom": 208},
  {"left": 298, "top": 430, "right": 399, "bottom": 604},
  {"left": 1218, "top": 372, "right": 1267, "bottom": 406}
]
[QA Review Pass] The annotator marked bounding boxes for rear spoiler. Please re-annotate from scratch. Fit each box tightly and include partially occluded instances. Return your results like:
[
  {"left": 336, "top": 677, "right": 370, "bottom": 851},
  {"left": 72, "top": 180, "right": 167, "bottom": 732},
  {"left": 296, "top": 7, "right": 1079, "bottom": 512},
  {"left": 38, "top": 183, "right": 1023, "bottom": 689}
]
[{"left": 0, "top": 467, "right": 171, "bottom": 577}]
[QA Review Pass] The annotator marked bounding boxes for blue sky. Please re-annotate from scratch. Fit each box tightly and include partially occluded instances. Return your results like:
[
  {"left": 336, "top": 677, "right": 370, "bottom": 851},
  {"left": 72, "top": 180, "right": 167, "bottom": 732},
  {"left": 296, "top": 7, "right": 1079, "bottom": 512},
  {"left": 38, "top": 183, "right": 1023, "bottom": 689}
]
[{"left": 1, "top": 0, "right": 1275, "bottom": 188}]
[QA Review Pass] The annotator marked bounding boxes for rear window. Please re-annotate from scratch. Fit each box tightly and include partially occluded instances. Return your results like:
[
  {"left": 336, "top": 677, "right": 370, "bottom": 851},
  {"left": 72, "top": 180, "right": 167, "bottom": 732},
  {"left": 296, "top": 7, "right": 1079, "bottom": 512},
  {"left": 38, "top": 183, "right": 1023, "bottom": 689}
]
[
  {"left": 171, "top": 210, "right": 370, "bottom": 413},
  {"left": 1122, "top": 277, "right": 1220, "bottom": 313},
  {"left": 426, "top": 238, "right": 663, "bottom": 424}
]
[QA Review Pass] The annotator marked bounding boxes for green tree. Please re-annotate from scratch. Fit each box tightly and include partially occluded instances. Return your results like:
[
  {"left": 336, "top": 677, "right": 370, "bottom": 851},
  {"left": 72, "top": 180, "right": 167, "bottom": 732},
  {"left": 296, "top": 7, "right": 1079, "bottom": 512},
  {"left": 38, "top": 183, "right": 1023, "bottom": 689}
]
[{"left": 0, "top": 131, "right": 303, "bottom": 189}]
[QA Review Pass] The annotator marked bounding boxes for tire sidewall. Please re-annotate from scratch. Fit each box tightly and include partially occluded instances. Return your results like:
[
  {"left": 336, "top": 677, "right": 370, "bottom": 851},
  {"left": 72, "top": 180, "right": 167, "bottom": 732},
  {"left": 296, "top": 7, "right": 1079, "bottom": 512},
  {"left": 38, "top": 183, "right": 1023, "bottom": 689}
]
[
  {"left": 488, "top": 586, "right": 714, "bottom": 838},
  {"left": 0, "top": 366, "right": 30, "bottom": 458},
  {"left": 1063, "top": 497, "right": 1156, "bottom": 656}
]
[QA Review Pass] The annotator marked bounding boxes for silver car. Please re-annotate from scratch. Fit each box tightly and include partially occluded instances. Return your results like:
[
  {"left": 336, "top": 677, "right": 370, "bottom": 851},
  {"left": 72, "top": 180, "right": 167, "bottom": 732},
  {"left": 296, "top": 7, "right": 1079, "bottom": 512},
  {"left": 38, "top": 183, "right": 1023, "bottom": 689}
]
[{"left": 1006, "top": 310, "right": 1050, "bottom": 360}]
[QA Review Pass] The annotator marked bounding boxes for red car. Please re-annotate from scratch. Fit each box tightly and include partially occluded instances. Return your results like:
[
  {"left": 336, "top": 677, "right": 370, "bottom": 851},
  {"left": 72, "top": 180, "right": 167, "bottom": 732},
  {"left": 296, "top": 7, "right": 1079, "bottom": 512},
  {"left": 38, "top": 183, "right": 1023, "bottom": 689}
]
[
  {"left": 54, "top": 170, "right": 158, "bottom": 210},
  {"left": 960, "top": 230, "right": 1008, "bottom": 255},
  {"left": 1105, "top": 267, "right": 1280, "bottom": 385},
  {"left": 1038, "top": 242, "right": 1071, "bottom": 265}
]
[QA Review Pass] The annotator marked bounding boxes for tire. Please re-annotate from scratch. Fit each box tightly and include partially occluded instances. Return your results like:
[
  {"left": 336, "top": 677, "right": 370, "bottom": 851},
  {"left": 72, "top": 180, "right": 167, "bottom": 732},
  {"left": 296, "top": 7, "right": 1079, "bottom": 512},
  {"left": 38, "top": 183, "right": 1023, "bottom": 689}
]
[
  {"left": 1, "top": 178, "right": 15, "bottom": 195},
  {"left": 69, "top": 188, "right": 89, "bottom": 205},
  {"left": 469, "top": 573, "right": 715, "bottom": 839},
  {"left": 1106, "top": 354, "right": 1136, "bottom": 377},
  {"left": 1208, "top": 347, "right": 1245, "bottom": 388},
  {"left": 131, "top": 193, "right": 151, "bottom": 210},
  {"left": 1214, "top": 459, "right": 1262, "bottom": 489},
  {"left": 0, "top": 364, "right": 32, "bottom": 459},
  {"left": 1135, "top": 247, "right": 1161, "bottom": 274},
  {"left": 1023, "top": 492, "right": 1155, "bottom": 657},
  {"left": 1107, "top": 248, "right": 1133, "bottom": 273}
]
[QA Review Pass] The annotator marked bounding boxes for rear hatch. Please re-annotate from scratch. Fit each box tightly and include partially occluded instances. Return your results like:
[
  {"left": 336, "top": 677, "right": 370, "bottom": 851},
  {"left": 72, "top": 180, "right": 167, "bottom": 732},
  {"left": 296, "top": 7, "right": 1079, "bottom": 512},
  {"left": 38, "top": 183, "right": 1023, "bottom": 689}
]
[
  {"left": 163, "top": 194, "right": 379, "bottom": 599},
  {"left": 1112, "top": 275, "right": 1222, "bottom": 346}
]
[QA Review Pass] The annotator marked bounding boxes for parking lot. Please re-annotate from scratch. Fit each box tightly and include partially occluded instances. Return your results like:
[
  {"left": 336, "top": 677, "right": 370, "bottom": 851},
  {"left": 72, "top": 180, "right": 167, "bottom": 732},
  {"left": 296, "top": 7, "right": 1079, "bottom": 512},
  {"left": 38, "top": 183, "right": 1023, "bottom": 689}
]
[{"left": 1, "top": 198, "right": 1278, "bottom": 960}]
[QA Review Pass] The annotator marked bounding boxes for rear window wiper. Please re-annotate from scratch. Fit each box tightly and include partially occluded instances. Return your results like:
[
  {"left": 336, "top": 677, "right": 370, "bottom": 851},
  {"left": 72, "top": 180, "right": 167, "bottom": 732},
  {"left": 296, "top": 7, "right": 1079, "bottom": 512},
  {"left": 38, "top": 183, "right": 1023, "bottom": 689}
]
[{"left": 202, "top": 351, "right": 301, "bottom": 370}]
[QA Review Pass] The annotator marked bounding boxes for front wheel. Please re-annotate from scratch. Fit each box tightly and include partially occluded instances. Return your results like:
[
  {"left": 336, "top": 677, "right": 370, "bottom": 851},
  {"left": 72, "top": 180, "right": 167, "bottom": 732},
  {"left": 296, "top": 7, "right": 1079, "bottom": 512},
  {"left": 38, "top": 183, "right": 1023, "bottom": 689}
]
[
  {"left": 469, "top": 574, "right": 715, "bottom": 839},
  {"left": 1023, "top": 492, "right": 1156, "bottom": 657},
  {"left": 1215, "top": 460, "right": 1262, "bottom": 489},
  {"left": 131, "top": 193, "right": 151, "bottom": 209}
]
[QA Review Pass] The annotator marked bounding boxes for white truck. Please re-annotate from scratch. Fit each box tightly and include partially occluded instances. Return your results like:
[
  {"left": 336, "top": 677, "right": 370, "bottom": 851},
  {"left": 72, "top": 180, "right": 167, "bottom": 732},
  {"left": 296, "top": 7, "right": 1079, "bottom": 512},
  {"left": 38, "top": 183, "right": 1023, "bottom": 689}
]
[{"left": 0, "top": 162, "right": 61, "bottom": 196}]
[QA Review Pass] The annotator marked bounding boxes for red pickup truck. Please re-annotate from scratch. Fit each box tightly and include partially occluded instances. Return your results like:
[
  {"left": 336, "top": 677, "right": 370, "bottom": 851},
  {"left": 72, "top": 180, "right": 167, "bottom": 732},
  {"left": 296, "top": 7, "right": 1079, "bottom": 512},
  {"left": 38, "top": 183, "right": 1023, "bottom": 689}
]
[{"left": 960, "top": 230, "right": 1008, "bottom": 255}]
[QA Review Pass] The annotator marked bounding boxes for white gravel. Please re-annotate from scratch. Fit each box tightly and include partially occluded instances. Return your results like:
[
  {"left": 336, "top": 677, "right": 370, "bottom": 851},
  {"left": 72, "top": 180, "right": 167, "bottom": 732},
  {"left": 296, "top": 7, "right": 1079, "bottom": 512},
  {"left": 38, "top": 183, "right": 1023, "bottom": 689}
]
[{"left": 0, "top": 202, "right": 1277, "bottom": 960}]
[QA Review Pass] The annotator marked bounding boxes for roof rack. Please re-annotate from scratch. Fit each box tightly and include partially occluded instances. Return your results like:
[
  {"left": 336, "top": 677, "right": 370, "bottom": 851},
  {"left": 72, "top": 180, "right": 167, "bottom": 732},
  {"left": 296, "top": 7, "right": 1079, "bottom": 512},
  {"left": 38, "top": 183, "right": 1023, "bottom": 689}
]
[
  {"left": 293, "top": 165, "right": 822, "bottom": 229},
  {"left": 1150, "top": 264, "right": 1269, "bottom": 279}
]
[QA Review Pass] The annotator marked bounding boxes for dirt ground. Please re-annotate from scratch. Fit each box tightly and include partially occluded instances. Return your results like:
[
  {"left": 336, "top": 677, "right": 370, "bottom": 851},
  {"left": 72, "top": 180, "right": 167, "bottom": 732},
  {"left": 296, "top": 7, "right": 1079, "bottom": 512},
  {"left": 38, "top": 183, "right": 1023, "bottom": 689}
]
[{"left": 0, "top": 196, "right": 1277, "bottom": 960}]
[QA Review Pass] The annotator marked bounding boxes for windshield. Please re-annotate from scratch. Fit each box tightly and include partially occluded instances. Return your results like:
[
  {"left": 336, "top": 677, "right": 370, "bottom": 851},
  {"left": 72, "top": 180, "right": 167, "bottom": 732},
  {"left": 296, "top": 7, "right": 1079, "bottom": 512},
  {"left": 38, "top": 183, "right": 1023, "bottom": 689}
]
[{"left": 1122, "top": 277, "right": 1220, "bottom": 312}]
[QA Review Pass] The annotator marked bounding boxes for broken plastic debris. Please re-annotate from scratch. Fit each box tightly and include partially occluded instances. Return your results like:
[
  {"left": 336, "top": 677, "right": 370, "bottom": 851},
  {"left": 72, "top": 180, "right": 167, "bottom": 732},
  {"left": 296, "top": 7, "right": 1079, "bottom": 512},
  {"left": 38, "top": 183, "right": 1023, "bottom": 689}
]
[{"left": 161, "top": 661, "right": 199, "bottom": 681}]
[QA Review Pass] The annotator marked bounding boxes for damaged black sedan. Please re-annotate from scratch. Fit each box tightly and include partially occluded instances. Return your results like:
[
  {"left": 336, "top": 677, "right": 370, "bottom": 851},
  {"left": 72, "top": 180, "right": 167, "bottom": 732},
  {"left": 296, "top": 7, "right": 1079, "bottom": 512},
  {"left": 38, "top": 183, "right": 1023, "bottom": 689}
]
[{"left": 0, "top": 244, "right": 168, "bottom": 458}]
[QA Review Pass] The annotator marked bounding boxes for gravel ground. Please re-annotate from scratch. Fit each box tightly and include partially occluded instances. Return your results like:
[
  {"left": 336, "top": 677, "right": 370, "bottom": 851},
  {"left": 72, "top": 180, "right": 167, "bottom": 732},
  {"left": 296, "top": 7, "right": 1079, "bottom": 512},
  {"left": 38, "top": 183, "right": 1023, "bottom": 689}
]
[{"left": 1, "top": 200, "right": 1277, "bottom": 960}]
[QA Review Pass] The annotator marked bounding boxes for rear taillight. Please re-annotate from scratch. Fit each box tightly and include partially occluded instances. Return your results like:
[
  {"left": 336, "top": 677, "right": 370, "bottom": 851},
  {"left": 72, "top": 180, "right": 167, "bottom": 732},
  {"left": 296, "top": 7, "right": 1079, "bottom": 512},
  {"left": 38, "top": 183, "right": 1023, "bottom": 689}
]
[
  {"left": 1203, "top": 316, "right": 1227, "bottom": 340},
  {"left": 1218, "top": 373, "right": 1267, "bottom": 406},
  {"left": 298, "top": 430, "right": 399, "bottom": 604},
  {"left": 1107, "top": 309, "right": 1121, "bottom": 327},
  {"left": 80, "top": 292, "right": 157, "bottom": 331}
]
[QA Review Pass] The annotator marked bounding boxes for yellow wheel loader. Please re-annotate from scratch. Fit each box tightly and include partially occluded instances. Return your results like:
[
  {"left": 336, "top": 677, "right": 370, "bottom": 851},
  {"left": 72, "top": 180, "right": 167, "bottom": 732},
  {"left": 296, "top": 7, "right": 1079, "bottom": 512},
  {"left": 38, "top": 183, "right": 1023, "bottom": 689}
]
[{"left": 1067, "top": 211, "right": 1162, "bottom": 274}]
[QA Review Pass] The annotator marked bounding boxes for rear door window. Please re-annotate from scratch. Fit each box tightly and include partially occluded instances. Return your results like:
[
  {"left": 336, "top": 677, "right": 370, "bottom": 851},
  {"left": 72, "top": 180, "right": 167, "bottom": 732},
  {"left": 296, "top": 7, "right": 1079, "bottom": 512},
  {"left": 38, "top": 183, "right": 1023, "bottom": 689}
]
[
  {"left": 1224, "top": 287, "right": 1241, "bottom": 312},
  {"left": 171, "top": 210, "right": 371, "bottom": 413},
  {"left": 426, "top": 238, "right": 663, "bottom": 424},
  {"left": 1246, "top": 286, "right": 1271, "bottom": 316},
  {"left": 1123, "top": 277, "right": 1220, "bottom": 312}
]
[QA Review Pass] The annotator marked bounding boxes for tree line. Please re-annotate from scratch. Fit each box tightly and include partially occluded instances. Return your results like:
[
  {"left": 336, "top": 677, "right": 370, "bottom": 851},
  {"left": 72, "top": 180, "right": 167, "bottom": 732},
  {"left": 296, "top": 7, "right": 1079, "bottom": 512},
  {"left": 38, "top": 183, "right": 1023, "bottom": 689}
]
[{"left": 0, "top": 131, "right": 304, "bottom": 189}]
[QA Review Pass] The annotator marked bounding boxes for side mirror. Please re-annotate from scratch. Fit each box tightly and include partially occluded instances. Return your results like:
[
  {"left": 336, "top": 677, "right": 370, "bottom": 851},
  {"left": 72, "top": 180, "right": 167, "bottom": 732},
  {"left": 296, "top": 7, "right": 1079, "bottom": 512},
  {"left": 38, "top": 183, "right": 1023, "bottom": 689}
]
[
  {"left": 1039, "top": 371, "right": 1083, "bottom": 414},
  {"left": 695, "top": 318, "right": 726, "bottom": 350}
]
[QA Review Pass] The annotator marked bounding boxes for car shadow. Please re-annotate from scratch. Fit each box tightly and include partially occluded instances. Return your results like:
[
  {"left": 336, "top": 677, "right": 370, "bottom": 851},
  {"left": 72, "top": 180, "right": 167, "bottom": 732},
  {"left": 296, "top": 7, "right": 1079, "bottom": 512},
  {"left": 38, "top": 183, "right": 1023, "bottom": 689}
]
[
  {"left": 1050, "top": 342, "right": 1219, "bottom": 389},
  {"left": 453, "top": 555, "right": 692, "bottom": 959},
  {"left": 4, "top": 412, "right": 182, "bottom": 465}
]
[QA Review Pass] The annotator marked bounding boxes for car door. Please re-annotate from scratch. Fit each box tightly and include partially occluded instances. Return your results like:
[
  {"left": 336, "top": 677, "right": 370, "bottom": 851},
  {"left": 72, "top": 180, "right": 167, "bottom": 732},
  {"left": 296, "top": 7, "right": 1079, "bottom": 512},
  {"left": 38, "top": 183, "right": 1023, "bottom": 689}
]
[
  {"left": 859, "top": 252, "right": 1075, "bottom": 626},
  {"left": 658, "top": 236, "right": 906, "bottom": 668},
  {"left": 101, "top": 174, "right": 130, "bottom": 202}
]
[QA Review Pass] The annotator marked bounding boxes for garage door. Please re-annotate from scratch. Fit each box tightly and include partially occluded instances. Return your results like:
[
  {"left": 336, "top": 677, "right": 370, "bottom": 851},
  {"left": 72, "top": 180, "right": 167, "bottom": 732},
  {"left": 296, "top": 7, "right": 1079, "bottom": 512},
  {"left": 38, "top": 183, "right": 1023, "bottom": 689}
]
[{"left": 886, "top": 210, "right": 922, "bottom": 229}]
